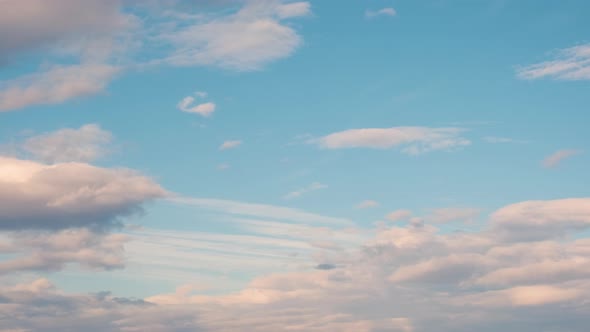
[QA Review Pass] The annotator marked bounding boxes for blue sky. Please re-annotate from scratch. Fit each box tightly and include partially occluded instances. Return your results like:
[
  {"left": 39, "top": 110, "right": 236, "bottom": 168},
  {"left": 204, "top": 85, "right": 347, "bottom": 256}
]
[{"left": 1, "top": 1, "right": 590, "bottom": 331}]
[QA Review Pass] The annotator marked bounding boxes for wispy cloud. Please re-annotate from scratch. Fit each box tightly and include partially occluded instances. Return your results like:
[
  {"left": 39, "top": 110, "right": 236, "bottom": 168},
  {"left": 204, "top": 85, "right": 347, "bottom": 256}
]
[
  {"left": 220, "top": 140, "right": 242, "bottom": 150},
  {"left": 21, "top": 124, "right": 112, "bottom": 163},
  {"left": 542, "top": 149, "right": 581, "bottom": 168},
  {"left": 365, "top": 7, "right": 397, "bottom": 19},
  {"left": 355, "top": 200, "right": 379, "bottom": 209},
  {"left": 284, "top": 182, "right": 328, "bottom": 200},
  {"left": 483, "top": 136, "right": 527, "bottom": 144},
  {"left": 170, "top": 196, "right": 350, "bottom": 226},
  {"left": 0, "top": 64, "right": 120, "bottom": 112},
  {"left": 311, "top": 126, "right": 470, "bottom": 154},
  {"left": 160, "top": 1, "right": 311, "bottom": 71},
  {"left": 517, "top": 44, "right": 590, "bottom": 80}
]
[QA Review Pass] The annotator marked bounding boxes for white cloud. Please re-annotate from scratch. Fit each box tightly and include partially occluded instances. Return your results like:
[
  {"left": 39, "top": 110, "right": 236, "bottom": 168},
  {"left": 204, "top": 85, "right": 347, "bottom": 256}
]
[
  {"left": 177, "top": 96, "right": 216, "bottom": 116},
  {"left": 491, "top": 198, "right": 590, "bottom": 240},
  {"left": 22, "top": 124, "right": 112, "bottom": 163},
  {"left": 2, "top": 197, "right": 590, "bottom": 331},
  {"left": 220, "top": 140, "right": 242, "bottom": 150},
  {"left": 161, "top": 1, "right": 310, "bottom": 70},
  {"left": 284, "top": 182, "right": 328, "bottom": 200},
  {"left": 0, "top": 156, "right": 166, "bottom": 230},
  {"left": 543, "top": 149, "right": 581, "bottom": 168},
  {"left": 0, "top": 0, "right": 135, "bottom": 60},
  {"left": 0, "top": 64, "right": 120, "bottom": 112},
  {"left": 365, "top": 7, "right": 397, "bottom": 18},
  {"left": 0, "top": 228, "right": 128, "bottom": 273},
  {"left": 517, "top": 44, "right": 590, "bottom": 80},
  {"left": 312, "top": 127, "right": 470, "bottom": 154},
  {"left": 355, "top": 200, "right": 379, "bottom": 209},
  {"left": 0, "top": 0, "right": 138, "bottom": 111},
  {"left": 1, "top": 1, "right": 311, "bottom": 111}
]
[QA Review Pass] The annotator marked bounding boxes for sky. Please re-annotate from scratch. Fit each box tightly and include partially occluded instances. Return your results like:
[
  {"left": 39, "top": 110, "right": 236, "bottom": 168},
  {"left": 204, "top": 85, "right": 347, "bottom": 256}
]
[{"left": 0, "top": 0, "right": 590, "bottom": 331}]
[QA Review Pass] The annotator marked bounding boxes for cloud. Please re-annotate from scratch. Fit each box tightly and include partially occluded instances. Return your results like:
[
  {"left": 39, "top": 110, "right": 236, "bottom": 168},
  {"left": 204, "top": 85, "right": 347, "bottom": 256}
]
[
  {"left": 0, "top": 0, "right": 137, "bottom": 111},
  {"left": 365, "top": 7, "right": 397, "bottom": 18},
  {"left": 177, "top": 96, "right": 216, "bottom": 116},
  {"left": 1, "top": 1, "right": 311, "bottom": 111},
  {"left": 217, "top": 163, "right": 231, "bottom": 170},
  {"left": 0, "top": 228, "right": 128, "bottom": 274},
  {"left": 355, "top": 200, "right": 379, "bottom": 209},
  {"left": 170, "top": 196, "right": 351, "bottom": 226},
  {"left": 517, "top": 44, "right": 590, "bottom": 80},
  {"left": 220, "top": 140, "right": 242, "bottom": 150},
  {"left": 160, "top": 1, "right": 310, "bottom": 70},
  {"left": 386, "top": 209, "right": 412, "bottom": 221},
  {"left": 0, "top": 156, "right": 166, "bottom": 230},
  {"left": 0, "top": 0, "right": 135, "bottom": 61},
  {"left": 284, "top": 182, "right": 328, "bottom": 199},
  {"left": 21, "top": 124, "right": 112, "bottom": 163},
  {"left": 0, "top": 64, "right": 120, "bottom": 112},
  {"left": 543, "top": 149, "right": 581, "bottom": 168},
  {"left": 491, "top": 198, "right": 590, "bottom": 240},
  {"left": 483, "top": 136, "right": 527, "bottom": 144},
  {"left": 311, "top": 127, "right": 470, "bottom": 154},
  {"left": 2, "top": 197, "right": 590, "bottom": 331}
]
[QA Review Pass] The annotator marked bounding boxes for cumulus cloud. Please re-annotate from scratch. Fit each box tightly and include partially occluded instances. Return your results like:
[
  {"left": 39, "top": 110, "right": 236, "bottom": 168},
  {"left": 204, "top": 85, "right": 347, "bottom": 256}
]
[
  {"left": 517, "top": 44, "right": 590, "bottom": 80},
  {"left": 0, "top": 0, "right": 135, "bottom": 61},
  {"left": 2, "top": 197, "right": 590, "bottom": 331},
  {"left": 219, "top": 140, "right": 242, "bottom": 150},
  {"left": 491, "top": 198, "right": 590, "bottom": 240},
  {"left": 0, "top": 228, "right": 128, "bottom": 273},
  {"left": 0, "top": 156, "right": 166, "bottom": 230},
  {"left": 284, "top": 182, "right": 328, "bottom": 199},
  {"left": 365, "top": 7, "right": 397, "bottom": 19},
  {"left": 161, "top": 1, "right": 311, "bottom": 70},
  {"left": 22, "top": 124, "right": 112, "bottom": 163},
  {"left": 543, "top": 149, "right": 581, "bottom": 168},
  {"left": 311, "top": 127, "right": 470, "bottom": 154}
]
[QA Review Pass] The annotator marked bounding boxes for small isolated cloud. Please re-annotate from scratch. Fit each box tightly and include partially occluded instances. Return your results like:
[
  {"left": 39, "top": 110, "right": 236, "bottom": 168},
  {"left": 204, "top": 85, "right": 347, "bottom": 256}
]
[
  {"left": 220, "top": 140, "right": 242, "bottom": 150},
  {"left": 386, "top": 209, "right": 412, "bottom": 221},
  {"left": 543, "top": 149, "right": 581, "bottom": 168},
  {"left": 283, "top": 182, "right": 328, "bottom": 200},
  {"left": 177, "top": 96, "right": 216, "bottom": 117},
  {"left": 0, "top": 64, "right": 119, "bottom": 112},
  {"left": 365, "top": 7, "right": 397, "bottom": 19},
  {"left": 517, "top": 44, "right": 590, "bottom": 80},
  {"left": 22, "top": 124, "right": 112, "bottom": 163},
  {"left": 483, "top": 136, "right": 526, "bottom": 144},
  {"left": 356, "top": 200, "right": 379, "bottom": 209},
  {"left": 311, "top": 127, "right": 470, "bottom": 154},
  {"left": 217, "top": 163, "right": 230, "bottom": 170}
]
